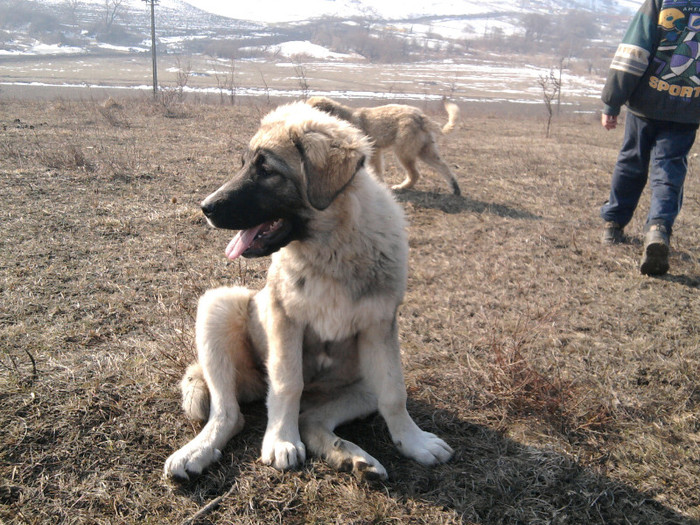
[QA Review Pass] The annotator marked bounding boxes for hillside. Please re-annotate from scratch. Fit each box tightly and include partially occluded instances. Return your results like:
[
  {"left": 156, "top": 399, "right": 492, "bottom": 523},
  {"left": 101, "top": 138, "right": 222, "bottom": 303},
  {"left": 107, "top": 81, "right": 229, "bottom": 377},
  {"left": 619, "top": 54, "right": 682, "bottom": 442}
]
[
  {"left": 0, "top": 0, "right": 637, "bottom": 61},
  {"left": 181, "top": 0, "right": 641, "bottom": 23}
]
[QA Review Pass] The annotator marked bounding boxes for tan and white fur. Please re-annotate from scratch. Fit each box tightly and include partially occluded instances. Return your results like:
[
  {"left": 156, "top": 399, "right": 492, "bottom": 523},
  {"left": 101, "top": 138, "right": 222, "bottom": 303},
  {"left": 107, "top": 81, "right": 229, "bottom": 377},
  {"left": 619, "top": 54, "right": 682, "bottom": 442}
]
[
  {"left": 307, "top": 96, "right": 461, "bottom": 195},
  {"left": 163, "top": 102, "right": 453, "bottom": 481}
]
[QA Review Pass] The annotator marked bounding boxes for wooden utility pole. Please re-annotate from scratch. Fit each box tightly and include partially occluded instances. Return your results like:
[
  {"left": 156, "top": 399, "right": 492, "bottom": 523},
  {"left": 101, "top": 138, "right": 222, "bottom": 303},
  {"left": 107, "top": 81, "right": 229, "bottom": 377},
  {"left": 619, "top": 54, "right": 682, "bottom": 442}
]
[{"left": 143, "top": 0, "right": 158, "bottom": 98}]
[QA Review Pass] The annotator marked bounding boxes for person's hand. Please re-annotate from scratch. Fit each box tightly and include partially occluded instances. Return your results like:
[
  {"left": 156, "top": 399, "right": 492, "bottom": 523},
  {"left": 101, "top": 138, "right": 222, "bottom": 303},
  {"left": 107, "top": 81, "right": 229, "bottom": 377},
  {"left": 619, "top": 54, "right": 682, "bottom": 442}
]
[{"left": 601, "top": 113, "right": 618, "bottom": 130}]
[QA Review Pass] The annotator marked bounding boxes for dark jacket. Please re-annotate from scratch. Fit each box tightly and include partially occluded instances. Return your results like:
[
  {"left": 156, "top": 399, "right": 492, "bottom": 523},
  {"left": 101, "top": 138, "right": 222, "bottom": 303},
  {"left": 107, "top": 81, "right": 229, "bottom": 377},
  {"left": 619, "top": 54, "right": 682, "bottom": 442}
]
[{"left": 602, "top": 0, "right": 700, "bottom": 124}]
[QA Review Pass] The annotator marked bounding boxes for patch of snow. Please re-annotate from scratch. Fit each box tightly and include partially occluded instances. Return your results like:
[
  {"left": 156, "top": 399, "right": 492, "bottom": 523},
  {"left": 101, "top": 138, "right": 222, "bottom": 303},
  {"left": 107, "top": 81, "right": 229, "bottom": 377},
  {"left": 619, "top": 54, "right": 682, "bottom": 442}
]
[
  {"left": 96, "top": 43, "right": 149, "bottom": 53},
  {"left": 244, "top": 40, "right": 362, "bottom": 60},
  {"left": 0, "top": 42, "right": 85, "bottom": 56}
]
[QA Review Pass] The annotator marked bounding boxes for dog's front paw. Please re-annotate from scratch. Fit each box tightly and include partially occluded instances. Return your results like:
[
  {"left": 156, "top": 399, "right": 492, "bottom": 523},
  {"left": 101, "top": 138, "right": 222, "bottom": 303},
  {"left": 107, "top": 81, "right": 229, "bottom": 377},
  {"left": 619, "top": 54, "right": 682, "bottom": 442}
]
[
  {"left": 396, "top": 430, "right": 453, "bottom": 466},
  {"left": 164, "top": 443, "right": 222, "bottom": 482},
  {"left": 261, "top": 433, "right": 306, "bottom": 470}
]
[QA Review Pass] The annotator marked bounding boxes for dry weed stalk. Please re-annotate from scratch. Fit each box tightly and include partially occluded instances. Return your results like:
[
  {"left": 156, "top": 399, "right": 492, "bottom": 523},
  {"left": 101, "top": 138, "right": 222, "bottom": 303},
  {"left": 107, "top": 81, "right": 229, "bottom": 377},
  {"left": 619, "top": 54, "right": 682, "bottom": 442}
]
[
  {"left": 96, "top": 101, "right": 130, "bottom": 128},
  {"left": 43, "top": 143, "right": 96, "bottom": 172},
  {"left": 0, "top": 347, "right": 37, "bottom": 387}
]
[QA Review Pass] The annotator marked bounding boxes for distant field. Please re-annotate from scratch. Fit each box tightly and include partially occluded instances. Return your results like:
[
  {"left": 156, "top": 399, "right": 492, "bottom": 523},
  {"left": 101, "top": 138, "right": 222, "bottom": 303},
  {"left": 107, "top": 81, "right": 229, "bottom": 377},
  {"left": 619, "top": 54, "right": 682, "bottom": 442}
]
[
  {"left": 0, "top": 52, "right": 606, "bottom": 113},
  {"left": 2, "top": 95, "right": 698, "bottom": 524}
]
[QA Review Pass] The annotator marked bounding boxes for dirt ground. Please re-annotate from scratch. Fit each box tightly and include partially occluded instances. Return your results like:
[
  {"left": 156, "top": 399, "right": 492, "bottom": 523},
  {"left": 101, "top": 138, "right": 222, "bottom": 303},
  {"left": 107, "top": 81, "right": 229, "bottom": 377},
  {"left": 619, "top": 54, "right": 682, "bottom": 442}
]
[{"left": 1, "top": 95, "right": 699, "bottom": 524}]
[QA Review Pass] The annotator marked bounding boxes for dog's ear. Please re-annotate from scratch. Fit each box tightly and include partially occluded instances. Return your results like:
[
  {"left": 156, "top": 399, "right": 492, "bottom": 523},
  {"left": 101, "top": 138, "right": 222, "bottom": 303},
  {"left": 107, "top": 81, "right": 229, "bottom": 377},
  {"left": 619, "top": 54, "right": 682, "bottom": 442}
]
[{"left": 293, "top": 129, "right": 365, "bottom": 210}]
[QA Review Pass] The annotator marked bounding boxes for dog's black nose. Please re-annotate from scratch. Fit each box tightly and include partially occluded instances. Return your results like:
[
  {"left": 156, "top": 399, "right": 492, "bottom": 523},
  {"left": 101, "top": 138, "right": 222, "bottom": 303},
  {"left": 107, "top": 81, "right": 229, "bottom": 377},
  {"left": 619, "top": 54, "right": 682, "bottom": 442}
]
[{"left": 201, "top": 201, "right": 214, "bottom": 217}]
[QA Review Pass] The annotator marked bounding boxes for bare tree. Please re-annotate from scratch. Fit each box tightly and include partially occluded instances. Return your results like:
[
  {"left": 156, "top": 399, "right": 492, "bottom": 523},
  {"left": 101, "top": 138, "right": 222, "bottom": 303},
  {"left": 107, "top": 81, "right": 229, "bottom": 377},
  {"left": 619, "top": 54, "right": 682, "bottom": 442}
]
[
  {"left": 556, "top": 57, "right": 566, "bottom": 115},
  {"left": 157, "top": 57, "right": 190, "bottom": 116},
  {"left": 214, "top": 58, "right": 238, "bottom": 105},
  {"left": 538, "top": 69, "right": 561, "bottom": 138},
  {"left": 522, "top": 13, "right": 550, "bottom": 43},
  {"left": 292, "top": 57, "right": 309, "bottom": 99},
  {"left": 65, "top": 0, "right": 81, "bottom": 28},
  {"left": 103, "top": 0, "right": 124, "bottom": 31},
  {"left": 258, "top": 70, "right": 271, "bottom": 106},
  {"left": 174, "top": 56, "right": 191, "bottom": 102}
]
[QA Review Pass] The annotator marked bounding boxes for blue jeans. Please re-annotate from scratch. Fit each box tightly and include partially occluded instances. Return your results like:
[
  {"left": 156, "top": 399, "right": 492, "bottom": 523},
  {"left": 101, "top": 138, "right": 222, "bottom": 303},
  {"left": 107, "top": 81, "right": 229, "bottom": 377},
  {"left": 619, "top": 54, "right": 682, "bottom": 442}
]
[{"left": 600, "top": 113, "right": 697, "bottom": 235}]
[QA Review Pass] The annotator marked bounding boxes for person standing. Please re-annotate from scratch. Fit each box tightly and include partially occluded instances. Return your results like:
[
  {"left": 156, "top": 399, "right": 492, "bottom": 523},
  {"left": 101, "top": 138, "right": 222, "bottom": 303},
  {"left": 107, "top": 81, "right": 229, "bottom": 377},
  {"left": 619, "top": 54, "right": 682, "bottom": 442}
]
[{"left": 600, "top": 0, "right": 700, "bottom": 275}]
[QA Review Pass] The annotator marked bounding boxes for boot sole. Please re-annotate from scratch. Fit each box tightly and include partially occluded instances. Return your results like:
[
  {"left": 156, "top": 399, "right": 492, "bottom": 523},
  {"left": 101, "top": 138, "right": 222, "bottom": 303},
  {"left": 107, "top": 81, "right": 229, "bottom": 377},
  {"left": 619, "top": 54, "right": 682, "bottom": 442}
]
[{"left": 640, "top": 242, "right": 669, "bottom": 276}]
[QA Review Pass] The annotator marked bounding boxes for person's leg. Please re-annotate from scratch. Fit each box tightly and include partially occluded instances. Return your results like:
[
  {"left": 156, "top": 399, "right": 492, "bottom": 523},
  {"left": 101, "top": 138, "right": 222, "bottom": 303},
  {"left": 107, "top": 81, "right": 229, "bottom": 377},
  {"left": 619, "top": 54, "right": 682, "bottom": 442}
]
[
  {"left": 640, "top": 122, "right": 697, "bottom": 276},
  {"left": 600, "top": 113, "right": 655, "bottom": 229},
  {"left": 646, "top": 122, "right": 697, "bottom": 233}
]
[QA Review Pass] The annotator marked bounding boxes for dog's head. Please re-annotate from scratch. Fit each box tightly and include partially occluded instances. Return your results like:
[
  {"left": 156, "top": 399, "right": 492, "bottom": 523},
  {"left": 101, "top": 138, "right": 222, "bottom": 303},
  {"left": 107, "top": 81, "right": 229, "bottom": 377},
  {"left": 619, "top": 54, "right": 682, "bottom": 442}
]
[{"left": 201, "top": 102, "right": 370, "bottom": 260}]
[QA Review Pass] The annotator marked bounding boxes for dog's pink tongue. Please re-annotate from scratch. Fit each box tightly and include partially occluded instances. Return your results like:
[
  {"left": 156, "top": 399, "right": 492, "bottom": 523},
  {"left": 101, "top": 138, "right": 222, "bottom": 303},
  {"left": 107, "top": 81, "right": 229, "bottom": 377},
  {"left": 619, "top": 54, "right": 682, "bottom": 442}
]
[{"left": 225, "top": 224, "right": 265, "bottom": 261}]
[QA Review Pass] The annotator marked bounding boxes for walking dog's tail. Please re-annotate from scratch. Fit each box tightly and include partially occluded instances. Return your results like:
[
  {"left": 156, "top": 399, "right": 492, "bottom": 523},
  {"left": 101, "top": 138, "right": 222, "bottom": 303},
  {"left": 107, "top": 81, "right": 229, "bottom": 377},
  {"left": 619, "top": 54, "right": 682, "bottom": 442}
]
[{"left": 441, "top": 100, "right": 460, "bottom": 134}]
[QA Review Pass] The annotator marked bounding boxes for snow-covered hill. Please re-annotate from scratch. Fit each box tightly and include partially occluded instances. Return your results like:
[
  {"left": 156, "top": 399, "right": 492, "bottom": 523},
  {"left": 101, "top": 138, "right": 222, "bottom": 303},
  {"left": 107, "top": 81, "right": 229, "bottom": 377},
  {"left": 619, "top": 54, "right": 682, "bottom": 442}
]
[
  {"left": 0, "top": 0, "right": 637, "bottom": 104},
  {"left": 37, "top": 0, "right": 643, "bottom": 24},
  {"left": 1, "top": 0, "right": 642, "bottom": 60},
  {"left": 184, "top": 0, "right": 643, "bottom": 23}
]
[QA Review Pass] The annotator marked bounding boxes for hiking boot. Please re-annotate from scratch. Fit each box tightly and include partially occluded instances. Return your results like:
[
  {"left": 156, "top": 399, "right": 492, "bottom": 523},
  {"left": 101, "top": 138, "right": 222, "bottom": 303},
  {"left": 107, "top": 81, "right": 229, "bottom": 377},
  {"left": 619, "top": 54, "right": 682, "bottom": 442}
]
[
  {"left": 640, "top": 224, "right": 670, "bottom": 276},
  {"left": 602, "top": 222, "right": 624, "bottom": 244}
]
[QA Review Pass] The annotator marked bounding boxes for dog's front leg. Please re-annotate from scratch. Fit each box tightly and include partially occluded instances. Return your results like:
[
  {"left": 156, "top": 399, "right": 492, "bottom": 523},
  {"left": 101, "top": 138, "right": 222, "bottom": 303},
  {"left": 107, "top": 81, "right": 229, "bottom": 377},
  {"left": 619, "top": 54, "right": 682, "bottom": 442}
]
[
  {"left": 358, "top": 317, "right": 453, "bottom": 466},
  {"left": 260, "top": 308, "right": 306, "bottom": 470}
]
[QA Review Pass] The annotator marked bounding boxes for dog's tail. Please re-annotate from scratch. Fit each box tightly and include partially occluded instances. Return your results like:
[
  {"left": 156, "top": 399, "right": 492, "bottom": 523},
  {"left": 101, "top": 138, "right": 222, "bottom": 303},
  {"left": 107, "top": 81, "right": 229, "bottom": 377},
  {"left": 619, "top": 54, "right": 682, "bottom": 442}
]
[
  {"left": 441, "top": 100, "right": 460, "bottom": 134},
  {"left": 180, "top": 362, "right": 210, "bottom": 422}
]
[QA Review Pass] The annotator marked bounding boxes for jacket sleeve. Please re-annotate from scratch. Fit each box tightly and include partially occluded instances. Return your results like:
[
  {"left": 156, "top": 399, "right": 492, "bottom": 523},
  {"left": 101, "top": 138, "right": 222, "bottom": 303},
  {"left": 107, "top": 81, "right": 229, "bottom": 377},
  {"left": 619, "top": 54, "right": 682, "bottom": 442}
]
[{"left": 601, "top": 0, "right": 660, "bottom": 115}]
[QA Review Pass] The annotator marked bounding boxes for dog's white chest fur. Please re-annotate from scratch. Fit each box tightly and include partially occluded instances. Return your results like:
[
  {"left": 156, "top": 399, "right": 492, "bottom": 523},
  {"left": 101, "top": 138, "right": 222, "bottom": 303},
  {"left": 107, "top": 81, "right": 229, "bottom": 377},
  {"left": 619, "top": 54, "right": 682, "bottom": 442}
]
[{"left": 276, "top": 264, "right": 394, "bottom": 342}]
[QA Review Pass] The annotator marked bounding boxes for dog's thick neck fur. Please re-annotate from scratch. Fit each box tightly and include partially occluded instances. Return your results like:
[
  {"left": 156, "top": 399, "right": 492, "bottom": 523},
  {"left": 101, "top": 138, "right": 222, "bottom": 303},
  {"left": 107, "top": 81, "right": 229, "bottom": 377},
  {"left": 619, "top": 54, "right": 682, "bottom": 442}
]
[
  {"left": 270, "top": 169, "right": 407, "bottom": 340},
  {"left": 283, "top": 170, "right": 406, "bottom": 276}
]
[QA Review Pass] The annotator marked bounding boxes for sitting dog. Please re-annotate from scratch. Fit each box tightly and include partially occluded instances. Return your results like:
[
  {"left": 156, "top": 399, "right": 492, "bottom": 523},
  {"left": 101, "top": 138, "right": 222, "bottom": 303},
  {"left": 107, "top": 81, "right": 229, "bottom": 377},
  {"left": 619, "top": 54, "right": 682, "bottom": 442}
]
[
  {"left": 163, "top": 102, "right": 453, "bottom": 482},
  {"left": 307, "top": 96, "right": 461, "bottom": 195}
]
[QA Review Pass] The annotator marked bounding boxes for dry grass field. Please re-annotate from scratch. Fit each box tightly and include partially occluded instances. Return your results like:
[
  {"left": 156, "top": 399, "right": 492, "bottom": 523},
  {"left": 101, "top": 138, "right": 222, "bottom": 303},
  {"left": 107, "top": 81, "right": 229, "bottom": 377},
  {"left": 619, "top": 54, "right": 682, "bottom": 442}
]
[{"left": 1, "top": 95, "right": 699, "bottom": 524}]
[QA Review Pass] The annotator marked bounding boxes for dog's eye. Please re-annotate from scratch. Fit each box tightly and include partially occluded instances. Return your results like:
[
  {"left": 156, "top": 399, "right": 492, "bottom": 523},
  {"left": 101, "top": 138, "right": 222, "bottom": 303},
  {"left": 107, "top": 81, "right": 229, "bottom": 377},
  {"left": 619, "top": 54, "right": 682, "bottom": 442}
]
[{"left": 254, "top": 154, "right": 276, "bottom": 178}]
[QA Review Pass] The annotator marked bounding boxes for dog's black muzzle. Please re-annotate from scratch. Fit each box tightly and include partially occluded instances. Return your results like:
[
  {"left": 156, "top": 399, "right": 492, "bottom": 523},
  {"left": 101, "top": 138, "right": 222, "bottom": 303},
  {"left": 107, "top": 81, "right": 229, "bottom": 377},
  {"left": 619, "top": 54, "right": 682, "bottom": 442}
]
[
  {"left": 200, "top": 170, "right": 271, "bottom": 231},
  {"left": 200, "top": 157, "right": 308, "bottom": 236}
]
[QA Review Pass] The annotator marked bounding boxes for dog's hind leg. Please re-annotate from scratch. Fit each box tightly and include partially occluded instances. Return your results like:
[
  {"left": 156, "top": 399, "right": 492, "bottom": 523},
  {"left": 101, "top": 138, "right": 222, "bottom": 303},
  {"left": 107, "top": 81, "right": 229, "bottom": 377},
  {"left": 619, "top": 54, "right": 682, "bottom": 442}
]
[
  {"left": 300, "top": 386, "right": 387, "bottom": 480},
  {"left": 392, "top": 154, "right": 421, "bottom": 191},
  {"left": 368, "top": 150, "right": 385, "bottom": 181},
  {"left": 164, "top": 286, "right": 264, "bottom": 481},
  {"left": 418, "top": 142, "right": 461, "bottom": 195}
]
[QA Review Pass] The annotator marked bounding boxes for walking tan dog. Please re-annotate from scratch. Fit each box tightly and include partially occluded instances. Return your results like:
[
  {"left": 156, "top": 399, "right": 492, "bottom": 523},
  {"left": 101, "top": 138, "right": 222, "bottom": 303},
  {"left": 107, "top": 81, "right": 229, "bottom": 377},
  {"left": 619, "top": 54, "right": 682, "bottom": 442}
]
[
  {"left": 306, "top": 96, "right": 461, "bottom": 195},
  {"left": 163, "top": 102, "right": 453, "bottom": 481}
]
